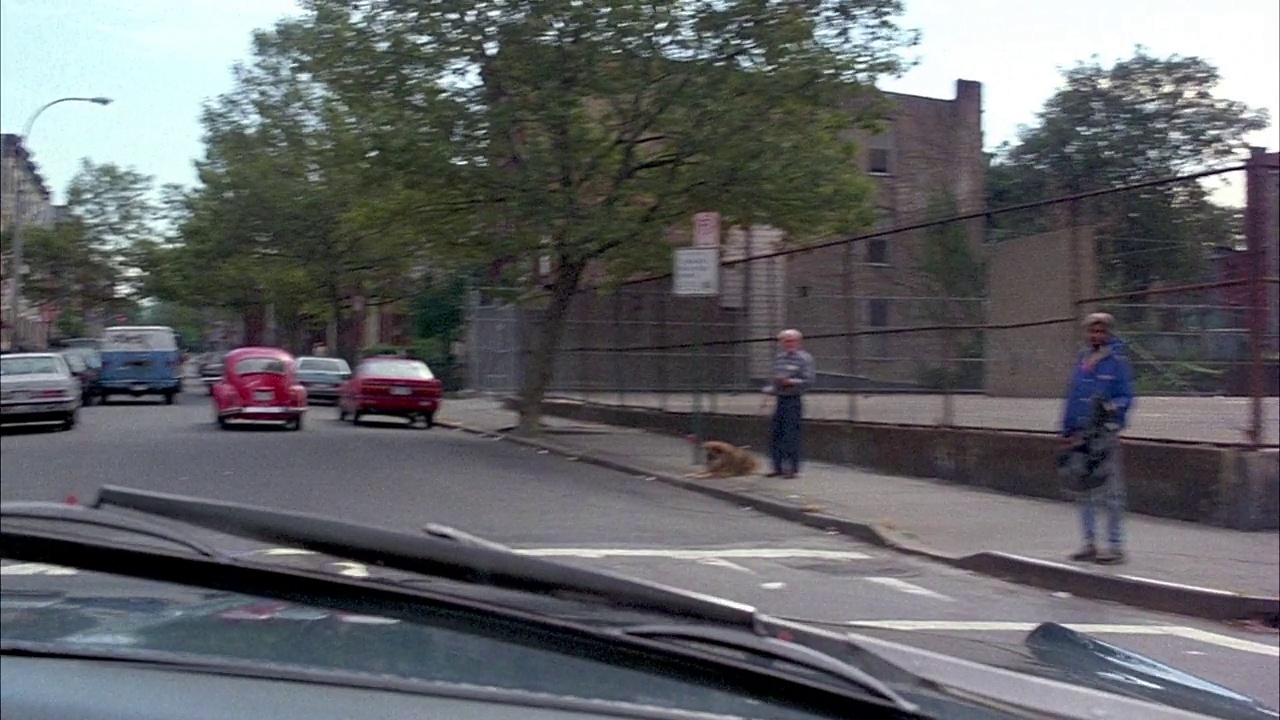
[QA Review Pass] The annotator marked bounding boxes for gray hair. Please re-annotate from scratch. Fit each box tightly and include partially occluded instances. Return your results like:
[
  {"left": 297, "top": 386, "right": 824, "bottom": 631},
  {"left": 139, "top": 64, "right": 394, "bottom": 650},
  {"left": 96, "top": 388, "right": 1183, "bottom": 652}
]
[
  {"left": 778, "top": 329, "right": 803, "bottom": 341},
  {"left": 1083, "top": 312, "right": 1114, "bottom": 329}
]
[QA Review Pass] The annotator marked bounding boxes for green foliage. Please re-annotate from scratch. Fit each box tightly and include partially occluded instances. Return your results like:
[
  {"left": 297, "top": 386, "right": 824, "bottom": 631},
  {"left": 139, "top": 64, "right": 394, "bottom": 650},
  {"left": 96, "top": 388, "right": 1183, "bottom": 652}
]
[
  {"left": 986, "top": 47, "right": 1269, "bottom": 299},
  {"left": 412, "top": 274, "right": 468, "bottom": 344}
]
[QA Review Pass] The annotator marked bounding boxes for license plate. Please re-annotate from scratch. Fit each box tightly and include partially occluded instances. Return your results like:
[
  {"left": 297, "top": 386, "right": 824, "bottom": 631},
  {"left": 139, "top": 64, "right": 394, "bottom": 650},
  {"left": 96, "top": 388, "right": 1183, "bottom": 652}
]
[
  {"left": 390, "top": 387, "right": 412, "bottom": 396},
  {"left": 131, "top": 384, "right": 147, "bottom": 393},
  {"left": 254, "top": 390, "right": 274, "bottom": 402}
]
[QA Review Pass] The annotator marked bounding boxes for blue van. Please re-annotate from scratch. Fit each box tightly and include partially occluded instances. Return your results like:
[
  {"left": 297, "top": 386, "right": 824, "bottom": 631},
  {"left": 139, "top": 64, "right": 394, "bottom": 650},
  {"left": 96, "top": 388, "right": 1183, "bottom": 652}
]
[{"left": 98, "top": 325, "right": 184, "bottom": 404}]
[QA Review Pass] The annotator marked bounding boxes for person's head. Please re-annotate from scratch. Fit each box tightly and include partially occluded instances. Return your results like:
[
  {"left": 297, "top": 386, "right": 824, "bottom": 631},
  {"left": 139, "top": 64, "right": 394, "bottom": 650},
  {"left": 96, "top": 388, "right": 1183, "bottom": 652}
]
[
  {"left": 1083, "top": 312, "right": 1113, "bottom": 349},
  {"left": 778, "top": 328, "right": 802, "bottom": 352}
]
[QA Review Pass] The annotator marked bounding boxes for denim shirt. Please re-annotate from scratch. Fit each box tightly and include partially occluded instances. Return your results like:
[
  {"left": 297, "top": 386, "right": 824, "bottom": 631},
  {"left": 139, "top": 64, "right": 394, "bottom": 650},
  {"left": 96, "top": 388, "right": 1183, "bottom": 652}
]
[{"left": 769, "top": 350, "right": 816, "bottom": 397}]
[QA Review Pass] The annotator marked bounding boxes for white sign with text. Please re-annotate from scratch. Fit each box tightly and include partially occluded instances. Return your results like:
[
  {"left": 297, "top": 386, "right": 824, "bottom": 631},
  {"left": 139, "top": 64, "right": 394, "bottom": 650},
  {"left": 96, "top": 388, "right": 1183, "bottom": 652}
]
[{"left": 673, "top": 248, "right": 720, "bottom": 296}]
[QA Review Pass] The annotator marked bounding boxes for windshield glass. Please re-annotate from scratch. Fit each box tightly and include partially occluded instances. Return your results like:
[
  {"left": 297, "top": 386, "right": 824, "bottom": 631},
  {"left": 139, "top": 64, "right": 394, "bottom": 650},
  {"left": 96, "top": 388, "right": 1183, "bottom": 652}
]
[
  {"left": 0, "top": 562, "right": 829, "bottom": 720},
  {"left": 298, "top": 358, "right": 349, "bottom": 373},
  {"left": 1, "top": 356, "right": 65, "bottom": 376},
  {"left": 101, "top": 328, "right": 178, "bottom": 352},
  {"left": 361, "top": 360, "right": 433, "bottom": 380},
  {"left": 60, "top": 348, "right": 101, "bottom": 369},
  {"left": 234, "top": 357, "right": 287, "bottom": 375}
]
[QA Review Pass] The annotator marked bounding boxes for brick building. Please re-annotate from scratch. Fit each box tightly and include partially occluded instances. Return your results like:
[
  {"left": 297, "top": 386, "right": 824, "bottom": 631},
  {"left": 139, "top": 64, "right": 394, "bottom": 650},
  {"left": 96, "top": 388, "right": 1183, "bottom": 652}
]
[
  {"left": 492, "top": 79, "right": 987, "bottom": 394},
  {"left": 2, "top": 134, "right": 56, "bottom": 350}
]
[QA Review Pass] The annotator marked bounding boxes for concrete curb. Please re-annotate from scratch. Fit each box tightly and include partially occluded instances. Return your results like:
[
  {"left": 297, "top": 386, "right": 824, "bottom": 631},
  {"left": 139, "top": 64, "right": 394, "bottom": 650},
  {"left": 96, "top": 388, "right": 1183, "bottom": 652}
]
[{"left": 439, "top": 418, "right": 1280, "bottom": 625}]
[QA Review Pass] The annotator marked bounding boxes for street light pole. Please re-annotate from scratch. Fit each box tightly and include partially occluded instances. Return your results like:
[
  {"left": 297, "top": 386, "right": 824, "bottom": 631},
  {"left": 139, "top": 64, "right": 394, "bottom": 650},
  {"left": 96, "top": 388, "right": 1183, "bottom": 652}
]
[{"left": 6, "top": 96, "right": 112, "bottom": 349}]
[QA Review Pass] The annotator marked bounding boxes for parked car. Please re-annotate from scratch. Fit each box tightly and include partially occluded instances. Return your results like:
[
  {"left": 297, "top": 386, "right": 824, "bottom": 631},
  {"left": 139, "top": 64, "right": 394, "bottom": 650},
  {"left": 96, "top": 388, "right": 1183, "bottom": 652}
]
[
  {"left": 210, "top": 347, "right": 307, "bottom": 431},
  {"left": 0, "top": 352, "right": 82, "bottom": 430},
  {"left": 338, "top": 356, "right": 442, "bottom": 428},
  {"left": 97, "top": 325, "right": 185, "bottom": 404},
  {"left": 58, "top": 347, "right": 103, "bottom": 404},
  {"left": 198, "top": 351, "right": 227, "bottom": 395},
  {"left": 295, "top": 356, "right": 351, "bottom": 404}
]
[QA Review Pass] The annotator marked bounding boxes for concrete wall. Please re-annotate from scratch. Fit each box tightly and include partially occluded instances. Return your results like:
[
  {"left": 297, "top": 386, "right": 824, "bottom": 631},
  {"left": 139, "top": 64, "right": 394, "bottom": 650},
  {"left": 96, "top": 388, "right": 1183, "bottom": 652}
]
[
  {"left": 525, "top": 398, "right": 1280, "bottom": 531},
  {"left": 985, "top": 226, "right": 1099, "bottom": 397}
]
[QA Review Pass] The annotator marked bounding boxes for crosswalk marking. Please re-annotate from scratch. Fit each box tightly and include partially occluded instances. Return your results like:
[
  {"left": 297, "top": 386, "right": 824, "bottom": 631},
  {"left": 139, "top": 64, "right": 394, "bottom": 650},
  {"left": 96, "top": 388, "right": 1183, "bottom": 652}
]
[
  {"left": 864, "top": 577, "right": 953, "bottom": 601},
  {"left": 845, "top": 620, "right": 1279, "bottom": 657}
]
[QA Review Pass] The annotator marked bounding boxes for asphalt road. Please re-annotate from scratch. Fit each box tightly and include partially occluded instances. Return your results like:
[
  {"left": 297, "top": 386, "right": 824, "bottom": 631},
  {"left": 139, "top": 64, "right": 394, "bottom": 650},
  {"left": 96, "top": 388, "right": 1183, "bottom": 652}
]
[{"left": 2, "top": 393, "right": 1277, "bottom": 712}]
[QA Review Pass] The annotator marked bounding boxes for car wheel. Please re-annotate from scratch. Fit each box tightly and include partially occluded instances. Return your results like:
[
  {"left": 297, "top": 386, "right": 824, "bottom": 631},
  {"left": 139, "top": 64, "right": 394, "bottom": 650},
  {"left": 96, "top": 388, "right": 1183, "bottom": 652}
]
[
  {"left": 352, "top": 409, "right": 363, "bottom": 426},
  {"left": 424, "top": 412, "right": 435, "bottom": 429},
  {"left": 338, "top": 407, "right": 350, "bottom": 422},
  {"left": 163, "top": 392, "right": 175, "bottom": 406},
  {"left": 285, "top": 415, "right": 302, "bottom": 431},
  {"left": 62, "top": 411, "right": 77, "bottom": 431}
]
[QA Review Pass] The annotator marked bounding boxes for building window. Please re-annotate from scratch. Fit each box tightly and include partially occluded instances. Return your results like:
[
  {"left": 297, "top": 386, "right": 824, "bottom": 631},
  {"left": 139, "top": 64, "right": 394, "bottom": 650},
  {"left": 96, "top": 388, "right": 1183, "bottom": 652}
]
[
  {"left": 867, "top": 148, "right": 891, "bottom": 174},
  {"left": 866, "top": 298, "right": 890, "bottom": 358},
  {"left": 866, "top": 129, "right": 895, "bottom": 175},
  {"left": 867, "top": 238, "right": 889, "bottom": 265}
]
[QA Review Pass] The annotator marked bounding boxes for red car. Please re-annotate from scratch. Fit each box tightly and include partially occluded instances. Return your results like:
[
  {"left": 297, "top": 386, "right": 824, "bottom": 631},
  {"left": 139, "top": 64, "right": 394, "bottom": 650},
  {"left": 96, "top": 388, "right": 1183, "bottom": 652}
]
[
  {"left": 337, "top": 356, "right": 442, "bottom": 428},
  {"left": 211, "top": 347, "right": 307, "bottom": 431}
]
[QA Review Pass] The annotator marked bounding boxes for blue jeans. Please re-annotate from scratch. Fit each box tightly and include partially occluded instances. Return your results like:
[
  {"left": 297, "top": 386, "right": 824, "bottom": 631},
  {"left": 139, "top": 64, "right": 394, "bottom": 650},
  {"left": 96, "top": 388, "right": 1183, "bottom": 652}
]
[
  {"left": 1078, "top": 446, "right": 1125, "bottom": 548},
  {"left": 771, "top": 395, "right": 803, "bottom": 474}
]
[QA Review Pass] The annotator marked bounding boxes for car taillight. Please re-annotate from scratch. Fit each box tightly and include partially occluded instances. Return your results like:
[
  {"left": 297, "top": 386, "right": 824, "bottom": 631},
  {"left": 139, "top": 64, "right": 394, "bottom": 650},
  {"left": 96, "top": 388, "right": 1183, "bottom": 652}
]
[{"left": 37, "top": 389, "right": 66, "bottom": 398}]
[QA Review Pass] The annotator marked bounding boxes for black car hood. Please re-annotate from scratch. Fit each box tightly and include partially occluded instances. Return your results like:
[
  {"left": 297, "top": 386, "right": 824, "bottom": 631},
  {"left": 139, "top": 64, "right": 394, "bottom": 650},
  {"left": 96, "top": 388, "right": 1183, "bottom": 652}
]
[{"left": 4, "top": 546, "right": 1276, "bottom": 720}]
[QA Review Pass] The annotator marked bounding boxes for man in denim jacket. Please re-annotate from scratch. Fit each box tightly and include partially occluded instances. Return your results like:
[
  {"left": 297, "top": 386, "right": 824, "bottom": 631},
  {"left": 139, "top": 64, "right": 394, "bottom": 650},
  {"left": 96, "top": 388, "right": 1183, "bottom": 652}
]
[
  {"left": 764, "top": 329, "right": 816, "bottom": 478},
  {"left": 1061, "top": 312, "right": 1135, "bottom": 565}
]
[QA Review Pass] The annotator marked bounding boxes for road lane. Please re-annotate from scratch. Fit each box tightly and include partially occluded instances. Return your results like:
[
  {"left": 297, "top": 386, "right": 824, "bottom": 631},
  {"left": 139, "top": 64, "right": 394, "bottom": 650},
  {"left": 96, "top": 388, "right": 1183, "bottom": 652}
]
[{"left": 2, "top": 396, "right": 1277, "bottom": 708}]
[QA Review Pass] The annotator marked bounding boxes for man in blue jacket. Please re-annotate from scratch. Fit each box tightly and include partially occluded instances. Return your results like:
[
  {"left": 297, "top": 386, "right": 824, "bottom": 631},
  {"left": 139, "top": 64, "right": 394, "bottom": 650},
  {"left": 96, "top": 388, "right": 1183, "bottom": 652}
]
[{"left": 1061, "top": 312, "right": 1135, "bottom": 565}]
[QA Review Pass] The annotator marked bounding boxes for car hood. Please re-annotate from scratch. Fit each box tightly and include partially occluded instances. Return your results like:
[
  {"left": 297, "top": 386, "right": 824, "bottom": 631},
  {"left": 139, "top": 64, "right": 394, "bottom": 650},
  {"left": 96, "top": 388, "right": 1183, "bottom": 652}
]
[{"left": 4, "top": 548, "right": 1274, "bottom": 720}]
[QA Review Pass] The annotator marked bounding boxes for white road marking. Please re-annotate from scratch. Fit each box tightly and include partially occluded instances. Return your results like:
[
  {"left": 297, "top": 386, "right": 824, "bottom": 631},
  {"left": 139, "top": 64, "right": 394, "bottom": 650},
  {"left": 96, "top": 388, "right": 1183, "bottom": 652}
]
[
  {"left": 512, "top": 548, "right": 874, "bottom": 560},
  {"left": 696, "top": 557, "right": 756, "bottom": 574},
  {"left": 0, "top": 563, "right": 78, "bottom": 576},
  {"left": 845, "top": 620, "right": 1279, "bottom": 657},
  {"left": 864, "top": 577, "right": 953, "bottom": 602}
]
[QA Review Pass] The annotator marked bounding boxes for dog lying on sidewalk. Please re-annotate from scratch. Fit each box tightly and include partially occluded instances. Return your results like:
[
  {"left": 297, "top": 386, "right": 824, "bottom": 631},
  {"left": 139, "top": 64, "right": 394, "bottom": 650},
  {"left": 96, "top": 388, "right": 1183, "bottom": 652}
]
[{"left": 686, "top": 440, "right": 761, "bottom": 479}]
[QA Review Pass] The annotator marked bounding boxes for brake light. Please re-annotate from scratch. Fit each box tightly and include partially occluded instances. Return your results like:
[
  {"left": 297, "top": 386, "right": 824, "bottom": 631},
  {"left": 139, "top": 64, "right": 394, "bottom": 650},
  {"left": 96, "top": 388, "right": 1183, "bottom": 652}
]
[{"left": 37, "top": 389, "right": 67, "bottom": 398}]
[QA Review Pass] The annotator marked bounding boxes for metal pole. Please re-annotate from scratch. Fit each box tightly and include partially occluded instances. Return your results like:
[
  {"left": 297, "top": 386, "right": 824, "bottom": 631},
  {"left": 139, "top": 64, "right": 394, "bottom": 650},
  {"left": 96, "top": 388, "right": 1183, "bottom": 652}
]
[
  {"left": 1244, "top": 148, "right": 1267, "bottom": 451},
  {"left": 843, "top": 235, "right": 858, "bottom": 421},
  {"left": 7, "top": 97, "right": 112, "bottom": 349},
  {"left": 692, "top": 298, "right": 705, "bottom": 465}
]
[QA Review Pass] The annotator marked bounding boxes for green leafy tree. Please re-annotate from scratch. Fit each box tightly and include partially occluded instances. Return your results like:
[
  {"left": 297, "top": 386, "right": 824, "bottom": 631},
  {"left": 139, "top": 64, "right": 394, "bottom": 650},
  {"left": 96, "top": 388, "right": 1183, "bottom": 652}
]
[
  {"left": 270, "top": 0, "right": 917, "bottom": 431},
  {"left": 987, "top": 47, "right": 1270, "bottom": 304}
]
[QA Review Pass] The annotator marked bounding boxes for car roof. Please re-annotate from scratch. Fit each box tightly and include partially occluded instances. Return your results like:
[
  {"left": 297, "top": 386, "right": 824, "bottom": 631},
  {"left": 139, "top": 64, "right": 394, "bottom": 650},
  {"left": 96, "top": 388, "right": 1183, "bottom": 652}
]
[{"left": 224, "top": 346, "right": 295, "bottom": 362}]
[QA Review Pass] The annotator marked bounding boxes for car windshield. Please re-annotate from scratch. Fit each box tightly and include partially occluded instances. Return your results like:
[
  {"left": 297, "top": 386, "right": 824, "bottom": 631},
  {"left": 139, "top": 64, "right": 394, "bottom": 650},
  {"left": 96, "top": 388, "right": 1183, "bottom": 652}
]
[
  {"left": 60, "top": 348, "right": 101, "bottom": 368},
  {"left": 235, "top": 357, "right": 287, "bottom": 374},
  {"left": 362, "top": 360, "right": 433, "bottom": 379},
  {"left": 298, "top": 358, "right": 348, "bottom": 373},
  {"left": 1, "top": 357, "right": 63, "bottom": 376}
]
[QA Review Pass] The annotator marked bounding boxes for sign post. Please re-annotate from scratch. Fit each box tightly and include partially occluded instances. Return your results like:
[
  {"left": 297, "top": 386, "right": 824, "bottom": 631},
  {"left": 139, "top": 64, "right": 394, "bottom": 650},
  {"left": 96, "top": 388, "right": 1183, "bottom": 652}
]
[{"left": 675, "top": 212, "right": 721, "bottom": 464}]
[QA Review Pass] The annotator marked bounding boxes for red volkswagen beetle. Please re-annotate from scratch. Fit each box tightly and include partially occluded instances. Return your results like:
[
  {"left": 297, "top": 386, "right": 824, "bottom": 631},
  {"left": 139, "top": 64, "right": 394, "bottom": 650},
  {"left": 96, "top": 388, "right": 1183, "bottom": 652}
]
[
  {"left": 211, "top": 347, "right": 307, "bottom": 431},
  {"left": 337, "top": 356, "right": 442, "bottom": 429}
]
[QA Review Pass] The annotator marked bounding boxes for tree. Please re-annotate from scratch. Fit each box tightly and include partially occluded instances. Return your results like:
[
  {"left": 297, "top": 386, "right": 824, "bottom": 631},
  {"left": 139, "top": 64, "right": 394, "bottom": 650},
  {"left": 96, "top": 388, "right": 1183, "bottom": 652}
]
[
  {"left": 266, "top": 0, "right": 918, "bottom": 432},
  {"left": 987, "top": 47, "right": 1270, "bottom": 303},
  {"left": 4, "top": 160, "right": 158, "bottom": 335},
  {"left": 142, "top": 28, "right": 435, "bottom": 357}
]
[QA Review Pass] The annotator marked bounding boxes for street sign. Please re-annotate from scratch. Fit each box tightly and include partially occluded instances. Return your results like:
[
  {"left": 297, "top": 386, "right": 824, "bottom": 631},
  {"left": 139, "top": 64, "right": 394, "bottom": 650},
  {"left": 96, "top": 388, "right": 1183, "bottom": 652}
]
[
  {"left": 692, "top": 211, "right": 721, "bottom": 248},
  {"left": 673, "top": 248, "right": 720, "bottom": 296}
]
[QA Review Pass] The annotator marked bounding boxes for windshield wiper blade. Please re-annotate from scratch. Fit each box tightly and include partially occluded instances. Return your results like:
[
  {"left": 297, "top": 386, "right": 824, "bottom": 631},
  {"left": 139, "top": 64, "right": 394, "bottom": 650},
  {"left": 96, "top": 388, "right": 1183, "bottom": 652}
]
[
  {"left": 620, "top": 624, "right": 923, "bottom": 716},
  {"left": 91, "top": 485, "right": 757, "bottom": 628},
  {"left": 0, "top": 501, "right": 224, "bottom": 559}
]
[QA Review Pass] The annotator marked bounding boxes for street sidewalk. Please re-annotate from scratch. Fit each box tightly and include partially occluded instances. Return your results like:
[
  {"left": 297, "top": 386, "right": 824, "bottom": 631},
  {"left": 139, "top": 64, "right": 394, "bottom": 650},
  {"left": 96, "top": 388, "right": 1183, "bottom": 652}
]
[{"left": 439, "top": 396, "right": 1279, "bottom": 624}]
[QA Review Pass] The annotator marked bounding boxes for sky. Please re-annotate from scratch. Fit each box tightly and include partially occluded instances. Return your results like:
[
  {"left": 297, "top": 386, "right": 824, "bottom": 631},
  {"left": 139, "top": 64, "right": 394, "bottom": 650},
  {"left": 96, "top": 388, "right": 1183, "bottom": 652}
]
[{"left": 2, "top": 0, "right": 1278, "bottom": 207}]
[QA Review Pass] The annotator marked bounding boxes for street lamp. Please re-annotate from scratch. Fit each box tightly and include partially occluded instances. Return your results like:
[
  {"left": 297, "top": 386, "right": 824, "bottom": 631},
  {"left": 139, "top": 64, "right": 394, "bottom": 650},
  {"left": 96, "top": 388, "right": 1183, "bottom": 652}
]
[{"left": 5, "top": 96, "right": 112, "bottom": 349}]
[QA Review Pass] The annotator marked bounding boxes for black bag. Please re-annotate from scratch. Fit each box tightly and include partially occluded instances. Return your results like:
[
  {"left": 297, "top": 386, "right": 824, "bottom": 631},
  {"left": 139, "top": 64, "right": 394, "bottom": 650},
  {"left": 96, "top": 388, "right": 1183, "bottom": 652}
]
[{"left": 1057, "top": 395, "right": 1117, "bottom": 493}]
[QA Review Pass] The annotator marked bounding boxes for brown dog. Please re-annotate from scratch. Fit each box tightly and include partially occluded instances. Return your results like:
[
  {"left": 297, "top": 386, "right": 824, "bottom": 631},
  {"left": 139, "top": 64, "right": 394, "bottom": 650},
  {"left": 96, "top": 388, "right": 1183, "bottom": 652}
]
[{"left": 686, "top": 440, "right": 761, "bottom": 479}]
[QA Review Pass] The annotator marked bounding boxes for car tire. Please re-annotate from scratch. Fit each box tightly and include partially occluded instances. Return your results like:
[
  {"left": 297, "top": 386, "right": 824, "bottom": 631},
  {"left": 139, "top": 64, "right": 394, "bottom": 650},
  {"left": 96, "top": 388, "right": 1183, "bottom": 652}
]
[
  {"left": 338, "top": 407, "right": 350, "bottom": 422},
  {"left": 61, "top": 411, "right": 77, "bottom": 431},
  {"left": 352, "top": 409, "right": 363, "bottom": 426},
  {"left": 424, "top": 412, "right": 435, "bottom": 429},
  {"left": 163, "top": 392, "right": 176, "bottom": 406},
  {"left": 285, "top": 415, "right": 302, "bottom": 431}
]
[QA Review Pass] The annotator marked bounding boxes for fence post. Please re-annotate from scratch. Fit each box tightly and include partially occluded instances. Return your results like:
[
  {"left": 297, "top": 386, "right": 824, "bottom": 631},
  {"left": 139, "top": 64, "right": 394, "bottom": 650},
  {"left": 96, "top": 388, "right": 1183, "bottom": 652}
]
[
  {"left": 614, "top": 292, "right": 624, "bottom": 407},
  {"left": 842, "top": 236, "right": 859, "bottom": 421},
  {"left": 1244, "top": 148, "right": 1268, "bottom": 450}
]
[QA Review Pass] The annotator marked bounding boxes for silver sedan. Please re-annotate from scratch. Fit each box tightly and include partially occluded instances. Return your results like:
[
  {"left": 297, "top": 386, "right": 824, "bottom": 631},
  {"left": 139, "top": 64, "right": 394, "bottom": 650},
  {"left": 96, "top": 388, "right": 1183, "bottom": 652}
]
[{"left": 1, "top": 352, "right": 82, "bottom": 430}]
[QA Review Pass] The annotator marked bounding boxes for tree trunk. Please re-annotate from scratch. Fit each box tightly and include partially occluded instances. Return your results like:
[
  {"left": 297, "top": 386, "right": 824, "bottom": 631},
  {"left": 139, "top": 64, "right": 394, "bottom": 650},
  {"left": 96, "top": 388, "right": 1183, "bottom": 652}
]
[{"left": 516, "top": 260, "right": 585, "bottom": 436}]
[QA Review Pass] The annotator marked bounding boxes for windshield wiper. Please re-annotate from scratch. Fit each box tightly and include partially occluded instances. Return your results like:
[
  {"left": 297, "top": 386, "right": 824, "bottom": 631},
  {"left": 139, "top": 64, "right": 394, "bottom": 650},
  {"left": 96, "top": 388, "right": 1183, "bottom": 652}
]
[
  {"left": 620, "top": 624, "right": 919, "bottom": 715},
  {"left": 0, "top": 501, "right": 224, "bottom": 559},
  {"left": 90, "top": 485, "right": 756, "bottom": 628}
]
